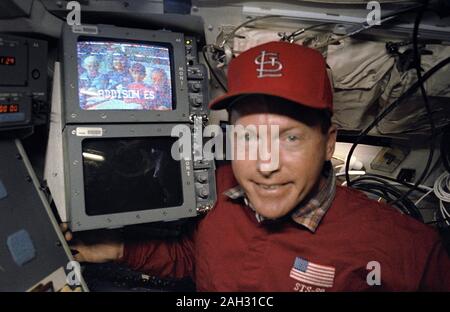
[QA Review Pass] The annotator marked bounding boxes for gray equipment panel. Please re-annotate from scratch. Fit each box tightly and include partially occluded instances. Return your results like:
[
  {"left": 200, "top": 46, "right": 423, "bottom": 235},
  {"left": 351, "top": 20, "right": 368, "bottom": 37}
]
[
  {"left": 0, "top": 34, "right": 47, "bottom": 129},
  {"left": 64, "top": 124, "right": 199, "bottom": 232},
  {"left": 0, "top": 34, "right": 47, "bottom": 101}
]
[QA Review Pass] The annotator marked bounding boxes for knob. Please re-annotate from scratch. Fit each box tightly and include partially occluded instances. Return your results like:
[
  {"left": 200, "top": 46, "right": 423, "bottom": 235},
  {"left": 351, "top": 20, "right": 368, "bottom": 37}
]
[
  {"left": 197, "top": 187, "right": 209, "bottom": 199},
  {"left": 31, "top": 69, "right": 40, "bottom": 80},
  {"left": 191, "top": 96, "right": 203, "bottom": 107},
  {"left": 190, "top": 82, "right": 201, "bottom": 92},
  {"left": 196, "top": 173, "right": 208, "bottom": 183}
]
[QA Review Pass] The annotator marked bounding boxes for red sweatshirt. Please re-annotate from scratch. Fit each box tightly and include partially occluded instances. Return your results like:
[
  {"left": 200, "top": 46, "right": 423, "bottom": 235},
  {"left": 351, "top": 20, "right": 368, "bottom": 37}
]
[{"left": 121, "top": 164, "right": 450, "bottom": 291}]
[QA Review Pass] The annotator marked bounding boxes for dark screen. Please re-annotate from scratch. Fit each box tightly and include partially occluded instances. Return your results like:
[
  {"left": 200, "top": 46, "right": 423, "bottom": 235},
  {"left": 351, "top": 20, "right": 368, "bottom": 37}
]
[{"left": 82, "top": 137, "right": 183, "bottom": 216}]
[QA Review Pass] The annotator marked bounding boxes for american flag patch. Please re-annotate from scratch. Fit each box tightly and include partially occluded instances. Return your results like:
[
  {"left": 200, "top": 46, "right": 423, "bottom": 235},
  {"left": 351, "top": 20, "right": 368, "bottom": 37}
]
[{"left": 289, "top": 257, "right": 335, "bottom": 288}]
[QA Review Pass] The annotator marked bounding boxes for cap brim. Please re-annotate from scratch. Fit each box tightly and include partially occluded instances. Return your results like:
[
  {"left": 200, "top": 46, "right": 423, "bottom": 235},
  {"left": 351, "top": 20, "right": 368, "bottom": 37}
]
[
  {"left": 208, "top": 92, "right": 251, "bottom": 110},
  {"left": 209, "top": 90, "right": 327, "bottom": 112}
]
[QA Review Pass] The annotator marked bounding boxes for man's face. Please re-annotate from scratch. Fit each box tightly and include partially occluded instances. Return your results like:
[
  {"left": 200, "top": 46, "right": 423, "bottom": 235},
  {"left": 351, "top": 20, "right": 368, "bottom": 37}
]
[{"left": 230, "top": 98, "right": 336, "bottom": 220}]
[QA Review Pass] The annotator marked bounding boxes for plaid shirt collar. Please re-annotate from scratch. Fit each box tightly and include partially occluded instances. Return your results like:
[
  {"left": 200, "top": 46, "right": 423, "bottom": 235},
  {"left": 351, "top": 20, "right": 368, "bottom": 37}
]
[{"left": 223, "top": 167, "right": 336, "bottom": 233}]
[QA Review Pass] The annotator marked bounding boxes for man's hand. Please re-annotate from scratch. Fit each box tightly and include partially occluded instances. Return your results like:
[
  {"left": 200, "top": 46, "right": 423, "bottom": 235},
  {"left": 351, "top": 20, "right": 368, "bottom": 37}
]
[{"left": 60, "top": 223, "right": 124, "bottom": 263}]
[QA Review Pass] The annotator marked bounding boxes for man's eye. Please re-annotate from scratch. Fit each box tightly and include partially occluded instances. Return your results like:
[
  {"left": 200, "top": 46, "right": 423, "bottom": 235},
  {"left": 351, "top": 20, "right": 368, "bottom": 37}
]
[{"left": 286, "top": 135, "right": 299, "bottom": 142}]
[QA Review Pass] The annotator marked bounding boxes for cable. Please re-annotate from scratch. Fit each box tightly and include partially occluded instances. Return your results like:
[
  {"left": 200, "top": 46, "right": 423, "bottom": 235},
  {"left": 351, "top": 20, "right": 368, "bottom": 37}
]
[
  {"left": 388, "top": 0, "right": 436, "bottom": 207},
  {"left": 351, "top": 181, "right": 423, "bottom": 220},
  {"left": 202, "top": 46, "right": 228, "bottom": 93},
  {"left": 425, "top": 215, "right": 450, "bottom": 225},
  {"left": 415, "top": 188, "right": 434, "bottom": 206},
  {"left": 346, "top": 4, "right": 428, "bottom": 186},
  {"left": 219, "top": 15, "right": 282, "bottom": 48},
  {"left": 345, "top": 55, "right": 450, "bottom": 191},
  {"left": 441, "top": 124, "right": 450, "bottom": 173},
  {"left": 349, "top": 175, "right": 423, "bottom": 220},
  {"left": 344, "top": 55, "right": 450, "bottom": 184},
  {"left": 356, "top": 175, "right": 434, "bottom": 207},
  {"left": 361, "top": 173, "right": 431, "bottom": 193},
  {"left": 315, "top": 2, "right": 425, "bottom": 49},
  {"left": 338, "top": 170, "right": 433, "bottom": 212},
  {"left": 224, "top": 3, "right": 423, "bottom": 49},
  {"left": 440, "top": 201, "right": 450, "bottom": 226},
  {"left": 434, "top": 172, "right": 450, "bottom": 202},
  {"left": 335, "top": 164, "right": 406, "bottom": 188},
  {"left": 420, "top": 171, "right": 450, "bottom": 225},
  {"left": 279, "top": 22, "right": 332, "bottom": 43}
]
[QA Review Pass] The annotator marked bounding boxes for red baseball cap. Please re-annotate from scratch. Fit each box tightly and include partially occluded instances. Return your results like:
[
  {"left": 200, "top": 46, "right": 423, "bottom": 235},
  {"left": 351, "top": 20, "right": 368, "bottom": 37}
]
[{"left": 208, "top": 41, "right": 333, "bottom": 112}]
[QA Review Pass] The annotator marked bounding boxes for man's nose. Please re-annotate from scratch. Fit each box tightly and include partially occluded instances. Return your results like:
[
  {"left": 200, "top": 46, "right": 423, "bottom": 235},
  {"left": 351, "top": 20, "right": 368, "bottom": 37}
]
[
  {"left": 256, "top": 132, "right": 280, "bottom": 174},
  {"left": 257, "top": 158, "right": 280, "bottom": 176}
]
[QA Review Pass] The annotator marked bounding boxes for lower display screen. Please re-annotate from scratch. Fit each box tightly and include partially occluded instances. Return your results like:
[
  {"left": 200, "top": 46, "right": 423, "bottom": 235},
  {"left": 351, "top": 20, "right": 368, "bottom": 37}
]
[{"left": 82, "top": 137, "right": 183, "bottom": 216}]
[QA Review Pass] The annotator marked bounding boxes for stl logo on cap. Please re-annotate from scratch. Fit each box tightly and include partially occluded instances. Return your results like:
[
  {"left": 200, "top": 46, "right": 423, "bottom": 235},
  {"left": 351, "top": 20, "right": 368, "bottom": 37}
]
[{"left": 255, "top": 51, "right": 283, "bottom": 78}]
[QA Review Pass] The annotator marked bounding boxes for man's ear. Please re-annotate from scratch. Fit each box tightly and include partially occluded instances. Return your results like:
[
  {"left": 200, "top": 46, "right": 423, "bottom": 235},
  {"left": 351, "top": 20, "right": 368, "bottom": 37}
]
[{"left": 325, "top": 124, "right": 337, "bottom": 161}]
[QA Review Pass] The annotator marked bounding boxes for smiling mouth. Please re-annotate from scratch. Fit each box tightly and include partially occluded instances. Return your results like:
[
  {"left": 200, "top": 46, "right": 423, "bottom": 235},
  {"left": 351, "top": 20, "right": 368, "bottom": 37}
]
[{"left": 254, "top": 182, "right": 290, "bottom": 190}]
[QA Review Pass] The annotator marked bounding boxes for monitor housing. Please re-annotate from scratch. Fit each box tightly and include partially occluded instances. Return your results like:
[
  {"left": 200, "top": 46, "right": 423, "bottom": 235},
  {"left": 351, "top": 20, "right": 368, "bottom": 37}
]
[
  {"left": 45, "top": 24, "right": 215, "bottom": 232},
  {"left": 64, "top": 124, "right": 215, "bottom": 232}
]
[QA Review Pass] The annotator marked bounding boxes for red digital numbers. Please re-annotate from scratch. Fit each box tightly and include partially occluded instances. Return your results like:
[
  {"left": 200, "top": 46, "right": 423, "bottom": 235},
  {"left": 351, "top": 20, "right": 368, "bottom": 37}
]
[
  {"left": 9, "top": 104, "right": 18, "bottom": 112},
  {"left": 0, "top": 104, "right": 19, "bottom": 114},
  {"left": 0, "top": 56, "right": 15, "bottom": 66}
]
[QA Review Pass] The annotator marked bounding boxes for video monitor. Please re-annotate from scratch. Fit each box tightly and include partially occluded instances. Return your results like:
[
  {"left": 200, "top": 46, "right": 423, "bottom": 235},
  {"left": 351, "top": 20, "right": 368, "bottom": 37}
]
[
  {"left": 64, "top": 124, "right": 203, "bottom": 232},
  {"left": 62, "top": 24, "right": 192, "bottom": 124},
  {"left": 77, "top": 40, "right": 173, "bottom": 112}
]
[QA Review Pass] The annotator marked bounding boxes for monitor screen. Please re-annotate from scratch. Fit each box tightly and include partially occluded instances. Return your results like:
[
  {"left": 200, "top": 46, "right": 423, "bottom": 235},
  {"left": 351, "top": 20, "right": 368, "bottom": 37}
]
[
  {"left": 77, "top": 40, "right": 173, "bottom": 111},
  {"left": 82, "top": 137, "right": 183, "bottom": 216}
]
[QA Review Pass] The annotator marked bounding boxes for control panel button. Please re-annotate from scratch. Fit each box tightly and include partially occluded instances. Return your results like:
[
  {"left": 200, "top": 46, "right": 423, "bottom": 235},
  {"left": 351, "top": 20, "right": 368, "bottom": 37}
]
[
  {"left": 31, "top": 69, "right": 40, "bottom": 80},
  {"left": 190, "top": 82, "right": 201, "bottom": 93},
  {"left": 197, "top": 188, "right": 209, "bottom": 199},
  {"left": 187, "top": 67, "right": 204, "bottom": 80},
  {"left": 196, "top": 173, "right": 208, "bottom": 183},
  {"left": 190, "top": 96, "right": 203, "bottom": 107},
  {"left": 7, "top": 229, "right": 36, "bottom": 266}
]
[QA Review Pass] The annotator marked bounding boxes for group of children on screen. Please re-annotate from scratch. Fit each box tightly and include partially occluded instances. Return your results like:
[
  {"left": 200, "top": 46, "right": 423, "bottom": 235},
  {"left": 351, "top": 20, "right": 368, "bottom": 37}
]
[{"left": 79, "top": 54, "right": 172, "bottom": 110}]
